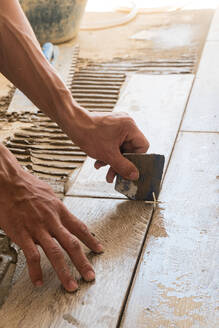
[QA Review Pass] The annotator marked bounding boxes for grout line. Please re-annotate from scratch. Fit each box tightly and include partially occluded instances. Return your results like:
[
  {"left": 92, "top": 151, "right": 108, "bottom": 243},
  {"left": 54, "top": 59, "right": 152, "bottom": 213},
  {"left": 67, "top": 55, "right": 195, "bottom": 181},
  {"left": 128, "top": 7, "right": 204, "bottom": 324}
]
[
  {"left": 159, "top": 10, "right": 216, "bottom": 187},
  {"left": 64, "top": 72, "right": 199, "bottom": 327},
  {"left": 117, "top": 22, "right": 213, "bottom": 325},
  {"left": 65, "top": 194, "right": 163, "bottom": 205},
  {"left": 160, "top": 18, "right": 213, "bottom": 186},
  {"left": 65, "top": 44, "right": 207, "bottom": 326},
  {"left": 66, "top": 194, "right": 126, "bottom": 200},
  {"left": 181, "top": 130, "right": 219, "bottom": 134},
  {"left": 116, "top": 205, "right": 155, "bottom": 328},
  {"left": 160, "top": 74, "right": 196, "bottom": 188},
  {"left": 206, "top": 39, "right": 219, "bottom": 42}
]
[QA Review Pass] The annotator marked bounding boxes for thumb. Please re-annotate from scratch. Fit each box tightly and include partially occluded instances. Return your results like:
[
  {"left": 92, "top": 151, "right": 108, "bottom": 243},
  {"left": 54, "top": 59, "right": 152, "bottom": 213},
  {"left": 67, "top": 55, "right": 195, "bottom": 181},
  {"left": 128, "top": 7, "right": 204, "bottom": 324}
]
[{"left": 110, "top": 152, "right": 139, "bottom": 181}]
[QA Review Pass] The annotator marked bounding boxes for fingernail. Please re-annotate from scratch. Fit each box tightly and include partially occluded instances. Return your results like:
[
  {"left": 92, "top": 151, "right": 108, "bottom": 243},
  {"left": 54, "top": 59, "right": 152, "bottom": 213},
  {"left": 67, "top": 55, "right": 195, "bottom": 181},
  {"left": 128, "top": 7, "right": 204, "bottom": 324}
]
[
  {"left": 128, "top": 171, "right": 139, "bottom": 180},
  {"left": 85, "top": 270, "right": 95, "bottom": 281},
  {"left": 35, "top": 280, "right": 43, "bottom": 287},
  {"left": 68, "top": 280, "right": 78, "bottom": 292},
  {"left": 96, "top": 243, "right": 104, "bottom": 253}
]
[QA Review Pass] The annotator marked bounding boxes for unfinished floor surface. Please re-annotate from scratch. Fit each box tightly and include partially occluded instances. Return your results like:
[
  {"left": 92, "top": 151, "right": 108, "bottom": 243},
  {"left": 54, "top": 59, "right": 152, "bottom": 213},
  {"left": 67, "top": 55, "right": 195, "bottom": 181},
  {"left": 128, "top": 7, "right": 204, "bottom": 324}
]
[
  {"left": 0, "top": 199, "right": 153, "bottom": 328},
  {"left": 120, "top": 133, "right": 219, "bottom": 328},
  {"left": 67, "top": 74, "right": 194, "bottom": 198},
  {"left": 0, "top": 4, "right": 218, "bottom": 328},
  {"left": 0, "top": 72, "right": 194, "bottom": 327}
]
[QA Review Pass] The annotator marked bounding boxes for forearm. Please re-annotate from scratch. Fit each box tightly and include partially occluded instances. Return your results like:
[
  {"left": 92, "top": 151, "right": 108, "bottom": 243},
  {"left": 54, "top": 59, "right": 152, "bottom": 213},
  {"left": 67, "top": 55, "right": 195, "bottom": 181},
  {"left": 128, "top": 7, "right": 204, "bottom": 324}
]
[{"left": 0, "top": 0, "right": 93, "bottom": 143}]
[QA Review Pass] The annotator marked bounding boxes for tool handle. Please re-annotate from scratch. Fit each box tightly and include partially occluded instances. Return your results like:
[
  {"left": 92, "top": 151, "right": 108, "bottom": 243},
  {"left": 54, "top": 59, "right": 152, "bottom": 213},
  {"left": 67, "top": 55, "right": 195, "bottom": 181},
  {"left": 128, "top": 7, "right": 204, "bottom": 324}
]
[{"left": 42, "top": 42, "right": 54, "bottom": 63}]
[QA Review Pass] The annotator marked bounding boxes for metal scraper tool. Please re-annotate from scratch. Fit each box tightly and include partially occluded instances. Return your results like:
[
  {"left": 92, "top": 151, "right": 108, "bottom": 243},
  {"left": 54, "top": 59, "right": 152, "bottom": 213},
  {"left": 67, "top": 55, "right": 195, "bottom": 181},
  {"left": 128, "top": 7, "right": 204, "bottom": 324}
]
[{"left": 115, "top": 153, "right": 165, "bottom": 201}]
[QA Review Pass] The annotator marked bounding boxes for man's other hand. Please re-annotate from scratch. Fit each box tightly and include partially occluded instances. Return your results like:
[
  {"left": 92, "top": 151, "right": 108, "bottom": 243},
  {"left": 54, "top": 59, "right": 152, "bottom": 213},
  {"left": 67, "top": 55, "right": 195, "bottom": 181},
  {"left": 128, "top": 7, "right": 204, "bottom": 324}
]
[
  {"left": 0, "top": 167, "right": 103, "bottom": 291},
  {"left": 73, "top": 112, "right": 150, "bottom": 183}
]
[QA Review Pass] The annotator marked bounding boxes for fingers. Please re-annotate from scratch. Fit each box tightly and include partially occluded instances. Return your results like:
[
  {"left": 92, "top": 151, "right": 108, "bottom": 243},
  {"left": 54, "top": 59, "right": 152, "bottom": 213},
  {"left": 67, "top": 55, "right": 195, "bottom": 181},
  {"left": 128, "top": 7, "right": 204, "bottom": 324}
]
[
  {"left": 61, "top": 210, "right": 103, "bottom": 254},
  {"left": 95, "top": 161, "right": 116, "bottom": 183},
  {"left": 122, "top": 136, "right": 150, "bottom": 154},
  {"left": 106, "top": 167, "right": 116, "bottom": 183},
  {"left": 20, "top": 237, "right": 43, "bottom": 287},
  {"left": 109, "top": 151, "right": 139, "bottom": 181},
  {"left": 125, "top": 119, "right": 150, "bottom": 153},
  {"left": 53, "top": 226, "right": 96, "bottom": 282},
  {"left": 94, "top": 160, "right": 107, "bottom": 169},
  {"left": 128, "top": 134, "right": 150, "bottom": 154},
  {"left": 95, "top": 153, "right": 139, "bottom": 182},
  {"left": 39, "top": 232, "right": 78, "bottom": 292},
  {"left": 95, "top": 161, "right": 116, "bottom": 182}
]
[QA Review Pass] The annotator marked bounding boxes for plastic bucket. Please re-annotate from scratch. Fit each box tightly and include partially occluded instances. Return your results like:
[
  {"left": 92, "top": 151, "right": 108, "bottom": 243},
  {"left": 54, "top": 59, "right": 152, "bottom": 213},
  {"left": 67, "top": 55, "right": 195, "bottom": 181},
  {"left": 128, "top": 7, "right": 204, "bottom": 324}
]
[{"left": 19, "top": 0, "right": 87, "bottom": 44}]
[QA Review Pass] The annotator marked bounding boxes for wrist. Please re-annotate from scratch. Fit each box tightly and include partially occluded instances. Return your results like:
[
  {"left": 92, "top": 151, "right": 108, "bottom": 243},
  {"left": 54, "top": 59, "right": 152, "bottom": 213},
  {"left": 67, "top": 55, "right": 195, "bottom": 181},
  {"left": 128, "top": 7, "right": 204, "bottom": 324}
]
[
  {"left": 56, "top": 100, "right": 96, "bottom": 147},
  {"left": 0, "top": 145, "right": 25, "bottom": 200}
]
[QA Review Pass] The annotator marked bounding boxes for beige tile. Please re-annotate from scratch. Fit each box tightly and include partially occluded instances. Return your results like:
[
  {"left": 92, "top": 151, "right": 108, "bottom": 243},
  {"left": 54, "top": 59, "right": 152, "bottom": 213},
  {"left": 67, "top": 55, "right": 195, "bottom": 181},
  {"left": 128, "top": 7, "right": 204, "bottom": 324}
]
[
  {"left": 183, "top": 41, "right": 219, "bottom": 131},
  {"left": 207, "top": 7, "right": 219, "bottom": 41},
  {"left": 0, "top": 198, "right": 152, "bottom": 328},
  {"left": 121, "top": 132, "right": 219, "bottom": 328},
  {"left": 67, "top": 74, "right": 194, "bottom": 197}
]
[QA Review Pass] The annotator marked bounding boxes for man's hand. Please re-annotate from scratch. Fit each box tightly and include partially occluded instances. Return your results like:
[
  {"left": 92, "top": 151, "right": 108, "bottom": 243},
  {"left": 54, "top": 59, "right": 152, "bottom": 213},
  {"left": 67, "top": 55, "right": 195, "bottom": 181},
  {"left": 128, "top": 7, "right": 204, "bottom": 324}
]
[
  {"left": 0, "top": 145, "right": 103, "bottom": 291},
  {"left": 70, "top": 112, "right": 150, "bottom": 183},
  {"left": 0, "top": 0, "right": 149, "bottom": 292},
  {"left": 0, "top": 0, "right": 149, "bottom": 183}
]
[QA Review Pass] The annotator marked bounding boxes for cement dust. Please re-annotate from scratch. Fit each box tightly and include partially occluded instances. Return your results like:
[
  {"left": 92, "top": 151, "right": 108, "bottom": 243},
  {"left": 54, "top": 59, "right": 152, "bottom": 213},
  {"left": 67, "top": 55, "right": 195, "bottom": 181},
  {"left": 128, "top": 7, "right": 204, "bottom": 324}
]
[
  {"left": 78, "top": 9, "right": 212, "bottom": 62},
  {"left": 130, "top": 24, "right": 196, "bottom": 49},
  {"left": 63, "top": 313, "right": 80, "bottom": 326},
  {"left": 150, "top": 207, "right": 168, "bottom": 238}
]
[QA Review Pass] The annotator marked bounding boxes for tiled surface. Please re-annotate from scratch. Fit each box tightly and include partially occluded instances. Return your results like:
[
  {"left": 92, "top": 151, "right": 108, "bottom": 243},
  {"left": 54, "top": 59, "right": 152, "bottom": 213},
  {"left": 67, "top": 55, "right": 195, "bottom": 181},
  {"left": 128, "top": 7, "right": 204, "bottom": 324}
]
[
  {"left": 121, "top": 9, "right": 219, "bottom": 326},
  {"left": 67, "top": 74, "right": 194, "bottom": 197},
  {"left": 121, "top": 133, "right": 219, "bottom": 328},
  {"left": 0, "top": 198, "right": 153, "bottom": 328},
  {"left": 207, "top": 6, "right": 219, "bottom": 41},
  {"left": 183, "top": 17, "right": 219, "bottom": 131},
  {"left": 1, "top": 7, "right": 218, "bottom": 327}
]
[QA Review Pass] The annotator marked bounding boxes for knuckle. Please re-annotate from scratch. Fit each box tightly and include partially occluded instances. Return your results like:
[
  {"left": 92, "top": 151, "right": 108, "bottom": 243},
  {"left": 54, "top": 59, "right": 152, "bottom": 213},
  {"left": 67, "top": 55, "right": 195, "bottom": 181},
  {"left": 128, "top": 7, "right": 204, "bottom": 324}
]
[
  {"left": 55, "top": 225, "right": 66, "bottom": 235},
  {"left": 70, "top": 238, "right": 80, "bottom": 251},
  {"left": 123, "top": 116, "right": 136, "bottom": 128},
  {"left": 50, "top": 246, "right": 61, "bottom": 258},
  {"left": 27, "top": 251, "right": 40, "bottom": 264},
  {"left": 79, "top": 262, "right": 92, "bottom": 273},
  {"left": 58, "top": 266, "right": 70, "bottom": 277},
  {"left": 79, "top": 223, "right": 89, "bottom": 235},
  {"left": 128, "top": 117, "right": 134, "bottom": 124}
]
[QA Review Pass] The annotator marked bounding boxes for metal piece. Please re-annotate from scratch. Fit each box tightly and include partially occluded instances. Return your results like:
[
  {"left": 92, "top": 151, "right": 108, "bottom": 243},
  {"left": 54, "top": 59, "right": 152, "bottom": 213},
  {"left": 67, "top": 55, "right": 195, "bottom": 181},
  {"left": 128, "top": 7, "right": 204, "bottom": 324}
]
[{"left": 115, "top": 153, "right": 165, "bottom": 201}]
